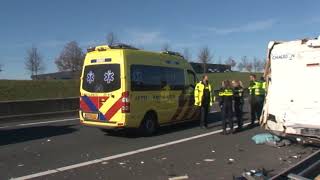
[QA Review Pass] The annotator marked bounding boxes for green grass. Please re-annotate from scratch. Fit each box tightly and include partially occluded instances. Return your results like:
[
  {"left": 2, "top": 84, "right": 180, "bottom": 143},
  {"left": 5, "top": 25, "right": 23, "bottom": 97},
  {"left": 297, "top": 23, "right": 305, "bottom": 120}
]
[
  {"left": 0, "top": 72, "right": 262, "bottom": 101},
  {"left": 0, "top": 80, "right": 80, "bottom": 101}
]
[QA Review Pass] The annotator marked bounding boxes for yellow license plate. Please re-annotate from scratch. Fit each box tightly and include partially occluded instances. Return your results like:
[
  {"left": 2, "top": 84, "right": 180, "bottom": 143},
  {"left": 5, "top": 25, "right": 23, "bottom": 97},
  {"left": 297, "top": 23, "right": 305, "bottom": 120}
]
[{"left": 84, "top": 113, "right": 98, "bottom": 120}]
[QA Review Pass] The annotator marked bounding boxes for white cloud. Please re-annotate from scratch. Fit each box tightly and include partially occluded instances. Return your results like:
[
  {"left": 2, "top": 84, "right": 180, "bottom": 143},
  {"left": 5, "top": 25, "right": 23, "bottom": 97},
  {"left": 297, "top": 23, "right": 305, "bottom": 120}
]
[
  {"left": 126, "top": 30, "right": 168, "bottom": 46},
  {"left": 206, "top": 19, "right": 276, "bottom": 35}
]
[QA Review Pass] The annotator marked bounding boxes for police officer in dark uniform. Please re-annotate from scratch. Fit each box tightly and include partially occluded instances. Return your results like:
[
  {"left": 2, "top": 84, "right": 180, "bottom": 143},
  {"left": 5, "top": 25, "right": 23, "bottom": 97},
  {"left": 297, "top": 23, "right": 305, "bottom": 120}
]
[
  {"left": 232, "top": 80, "right": 244, "bottom": 131},
  {"left": 219, "top": 80, "right": 234, "bottom": 134}
]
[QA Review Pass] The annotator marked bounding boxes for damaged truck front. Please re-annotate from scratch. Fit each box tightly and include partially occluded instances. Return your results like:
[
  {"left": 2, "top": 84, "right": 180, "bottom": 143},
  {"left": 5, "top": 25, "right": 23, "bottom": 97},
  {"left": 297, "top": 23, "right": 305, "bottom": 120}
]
[{"left": 260, "top": 37, "right": 320, "bottom": 144}]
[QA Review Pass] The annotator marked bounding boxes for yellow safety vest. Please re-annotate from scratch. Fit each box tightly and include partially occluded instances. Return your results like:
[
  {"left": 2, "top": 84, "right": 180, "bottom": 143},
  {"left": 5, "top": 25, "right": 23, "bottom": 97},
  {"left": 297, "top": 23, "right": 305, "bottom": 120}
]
[
  {"left": 194, "top": 81, "right": 214, "bottom": 107},
  {"left": 249, "top": 81, "right": 265, "bottom": 96},
  {"left": 218, "top": 88, "right": 234, "bottom": 97}
]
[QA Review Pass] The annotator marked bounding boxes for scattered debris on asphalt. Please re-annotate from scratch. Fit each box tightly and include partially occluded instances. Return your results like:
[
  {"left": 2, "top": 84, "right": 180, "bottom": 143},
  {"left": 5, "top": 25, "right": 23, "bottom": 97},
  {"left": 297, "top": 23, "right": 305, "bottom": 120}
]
[
  {"left": 140, "top": 161, "right": 145, "bottom": 164},
  {"left": 195, "top": 162, "right": 201, "bottom": 165},
  {"left": 162, "top": 157, "right": 167, "bottom": 160},
  {"left": 234, "top": 169, "right": 267, "bottom": 180},
  {"left": 168, "top": 175, "right": 189, "bottom": 180},
  {"left": 119, "top": 162, "right": 126, "bottom": 165},
  {"left": 47, "top": 139, "right": 51, "bottom": 142},
  {"left": 101, "top": 161, "right": 108, "bottom": 165},
  {"left": 291, "top": 155, "right": 300, "bottom": 159},
  {"left": 228, "top": 158, "right": 235, "bottom": 164},
  {"left": 17, "top": 164, "right": 24, "bottom": 167},
  {"left": 252, "top": 133, "right": 280, "bottom": 145},
  {"left": 203, "top": 159, "right": 215, "bottom": 162}
]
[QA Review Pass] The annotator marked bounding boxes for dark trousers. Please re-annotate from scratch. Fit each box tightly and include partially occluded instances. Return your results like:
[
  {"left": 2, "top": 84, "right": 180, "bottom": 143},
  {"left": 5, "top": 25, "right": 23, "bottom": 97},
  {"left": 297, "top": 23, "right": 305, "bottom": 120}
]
[
  {"left": 234, "top": 99, "right": 243, "bottom": 128},
  {"left": 250, "top": 95, "right": 264, "bottom": 124},
  {"left": 200, "top": 105, "right": 209, "bottom": 127},
  {"left": 222, "top": 101, "right": 233, "bottom": 131}
]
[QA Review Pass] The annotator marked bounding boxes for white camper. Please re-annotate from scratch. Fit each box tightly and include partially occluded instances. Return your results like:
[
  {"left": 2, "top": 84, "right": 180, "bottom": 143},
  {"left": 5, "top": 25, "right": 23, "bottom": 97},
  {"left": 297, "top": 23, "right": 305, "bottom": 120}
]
[{"left": 261, "top": 37, "right": 320, "bottom": 143}]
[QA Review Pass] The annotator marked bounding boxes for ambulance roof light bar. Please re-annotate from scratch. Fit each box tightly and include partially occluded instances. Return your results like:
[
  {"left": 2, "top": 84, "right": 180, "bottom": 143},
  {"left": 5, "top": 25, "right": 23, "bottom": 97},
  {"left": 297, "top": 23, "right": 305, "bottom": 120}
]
[{"left": 162, "top": 51, "right": 185, "bottom": 59}]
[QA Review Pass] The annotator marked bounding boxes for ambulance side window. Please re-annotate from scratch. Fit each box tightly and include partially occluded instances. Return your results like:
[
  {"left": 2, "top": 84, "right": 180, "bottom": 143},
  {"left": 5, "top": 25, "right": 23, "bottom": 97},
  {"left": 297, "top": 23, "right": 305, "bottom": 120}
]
[{"left": 187, "top": 70, "right": 196, "bottom": 88}]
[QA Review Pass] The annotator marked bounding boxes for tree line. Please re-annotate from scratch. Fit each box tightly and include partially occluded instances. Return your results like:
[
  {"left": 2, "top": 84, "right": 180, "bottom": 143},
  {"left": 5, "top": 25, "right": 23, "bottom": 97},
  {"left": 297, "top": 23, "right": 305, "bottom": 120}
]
[
  {"left": 181, "top": 47, "right": 265, "bottom": 73},
  {"left": 12, "top": 32, "right": 265, "bottom": 79}
]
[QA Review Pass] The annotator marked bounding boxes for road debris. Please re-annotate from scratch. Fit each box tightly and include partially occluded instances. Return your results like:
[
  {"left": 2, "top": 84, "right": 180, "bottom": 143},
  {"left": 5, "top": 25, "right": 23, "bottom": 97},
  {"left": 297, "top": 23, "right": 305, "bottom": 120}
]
[
  {"left": 140, "top": 161, "right": 144, "bottom": 164},
  {"left": 17, "top": 164, "right": 24, "bottom": 167},
  {"left": 228, "top": 158, "right": 235, "bottom": 164},
  {"left": 101, "top": 161, "right": 108, "bottom": 165},
  {"left": 168, "top": 175, "right": 189, "bottom": 180},
  {"left": 291, "top": 155, "right": 300, "bottom": 159},
  {"left": 203, "top": 159, "right": 215, "bottom": 162},
  {"left": 211, "top": 150, "right": 215, "bottom": 153},
  {"left": 119, "top": 162, "right": 126, "bottom": 165},
  {"left": 265, "top": 138, "right": 292, "bottom": 148},
  {"left": 47, "top": 139, "right": 51, "bottom": 142},
  {"left": 252, "top": 133, "right": 280, "bottom": 145},
  {"left": 162, "top": 157, "right": 167, "bottom": 160},
  {"left": 234, "top": 169, "right": 267, "bottom": 180},
  {"left": 195, "top": 162, "right": 201, "bottom": 165}
]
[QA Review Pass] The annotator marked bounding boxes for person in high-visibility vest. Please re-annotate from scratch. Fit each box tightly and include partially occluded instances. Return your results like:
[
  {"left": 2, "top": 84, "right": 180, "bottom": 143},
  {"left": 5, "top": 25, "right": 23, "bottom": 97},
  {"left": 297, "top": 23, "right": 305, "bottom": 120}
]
[
  {"left": 219, "top": 80, "right": 234, "bottom": 134},
  {"left": 248, "top": 74, "right": 266, "bottom": 126},
  {"left": 194, "top": 75, "right": 214, "bottom": 129}
]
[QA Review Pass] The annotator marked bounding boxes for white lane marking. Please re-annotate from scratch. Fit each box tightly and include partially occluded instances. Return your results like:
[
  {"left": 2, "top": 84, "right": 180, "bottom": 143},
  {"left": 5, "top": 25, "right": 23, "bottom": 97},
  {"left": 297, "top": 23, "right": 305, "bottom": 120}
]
[
  {"left": 12, "top": 122, "right": 251, "bottom": 180},
  {"left": 0, "top": 118, "right": 79, "bottom": 129},
  {"left": 169, "top": 175, "right": 189, "bottom": 180}
]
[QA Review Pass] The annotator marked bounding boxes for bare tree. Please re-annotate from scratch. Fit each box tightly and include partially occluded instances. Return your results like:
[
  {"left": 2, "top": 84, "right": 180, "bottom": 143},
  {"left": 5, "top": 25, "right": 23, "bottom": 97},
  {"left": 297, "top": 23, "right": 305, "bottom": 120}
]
[
  {"left": 225, "top": 56, "right": 237, "bottom": 71},
  {"left": 245, "top": 62, "right": 253, "bottom": 72},
  {"left": 262, "top": 58, "right": 267, "bottom": 70},
  {"left": 253, "top": 57, "right": 265, "bottom": 72},
  {"left": 161, "top": 43, "right": 170, "bottom": 51},
  {"left": 25, "top": 46, "right": 45, "bottom": 79},
  {"left": 198, "top": 46, "right": 212, "bottom": 73},
  {"left": 183, "top": 48, "right": 192, "bottom": 61},
  {"left": 106, "top": 32, "right": 118, "bottom": 46},
  {"left": 238, "top": 56, "right": 249, "bottom": 72},
  {"left": 217, "top": 56, "right": 222, "bottom": 64},
  {"left": 55, "top": 41, "right": 84, "bottom": 72}
]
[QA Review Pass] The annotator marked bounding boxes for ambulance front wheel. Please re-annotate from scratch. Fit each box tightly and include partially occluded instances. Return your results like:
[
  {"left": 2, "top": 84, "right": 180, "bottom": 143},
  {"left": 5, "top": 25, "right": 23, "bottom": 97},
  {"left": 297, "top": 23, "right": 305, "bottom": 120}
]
[{"left": 140, "top": 112, "right": 158, "bottom": 136}]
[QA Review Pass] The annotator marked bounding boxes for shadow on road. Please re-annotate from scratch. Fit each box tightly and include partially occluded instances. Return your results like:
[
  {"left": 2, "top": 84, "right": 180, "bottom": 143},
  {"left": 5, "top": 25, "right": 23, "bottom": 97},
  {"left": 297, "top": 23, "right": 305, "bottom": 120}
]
[
  {"left": 104, "top": 111, "right": 250, "bottom": 138},
  {"left": 0, "top": 125, "right": 78, "bottom": 146}
]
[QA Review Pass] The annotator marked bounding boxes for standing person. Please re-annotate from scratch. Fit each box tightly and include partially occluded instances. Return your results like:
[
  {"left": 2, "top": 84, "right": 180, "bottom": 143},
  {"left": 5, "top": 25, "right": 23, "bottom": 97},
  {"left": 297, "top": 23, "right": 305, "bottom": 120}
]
[
  {"left": 194, "top": 75, "right": 214, "bottom": 129},
  {"left": 219, "top": 80, "right": 234, "bottom": 134},
  {"left": 233, "top": 80, "right": 244, "bottom": 131},
  {"left": 248, "top": 74, "right": 265, "bottom": 126}
]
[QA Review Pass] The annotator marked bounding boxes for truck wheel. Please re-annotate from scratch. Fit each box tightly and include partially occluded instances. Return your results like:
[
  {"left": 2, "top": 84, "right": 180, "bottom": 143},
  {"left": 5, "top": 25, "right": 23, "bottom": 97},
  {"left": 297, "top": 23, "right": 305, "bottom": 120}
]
[{"left": 140, "top": 113, "right": 158, "bottom": 136}]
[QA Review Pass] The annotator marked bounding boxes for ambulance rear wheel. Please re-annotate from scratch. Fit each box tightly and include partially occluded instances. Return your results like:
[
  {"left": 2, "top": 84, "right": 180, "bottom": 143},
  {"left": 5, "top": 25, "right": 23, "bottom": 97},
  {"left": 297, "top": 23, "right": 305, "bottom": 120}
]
[{"left": 140, "top": 112, "right": 158, "bottom": 136}]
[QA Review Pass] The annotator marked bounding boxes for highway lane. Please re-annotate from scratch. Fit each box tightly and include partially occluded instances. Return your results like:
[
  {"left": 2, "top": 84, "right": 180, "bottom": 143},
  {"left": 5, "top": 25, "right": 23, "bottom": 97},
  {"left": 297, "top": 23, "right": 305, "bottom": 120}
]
[
  {"left": 1, "top": 103, "right": 318, "bottom": 180},
  {"left": 31, "top": 127, "right": 318, "bottom": 180},
  {"left": 1, "top": 112, "right": 225, "bottom": 180}
]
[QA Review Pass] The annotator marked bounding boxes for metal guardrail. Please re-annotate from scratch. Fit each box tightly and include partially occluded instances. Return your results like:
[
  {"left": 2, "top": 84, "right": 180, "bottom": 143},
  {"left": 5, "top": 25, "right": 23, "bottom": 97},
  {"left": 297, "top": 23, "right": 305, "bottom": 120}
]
[
  {"left": 270, "top": 149, "right": 320, "bottom": 180},
  {"left": 0, "top": 97, "right": 79, "bottom": 120}
]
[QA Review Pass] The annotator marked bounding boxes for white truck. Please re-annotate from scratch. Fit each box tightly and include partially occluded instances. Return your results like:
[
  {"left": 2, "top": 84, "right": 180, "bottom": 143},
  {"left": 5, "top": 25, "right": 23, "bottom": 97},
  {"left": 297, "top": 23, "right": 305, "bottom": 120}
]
[{"left": 260, "top": 36, "right": 320, "bottom": 143}]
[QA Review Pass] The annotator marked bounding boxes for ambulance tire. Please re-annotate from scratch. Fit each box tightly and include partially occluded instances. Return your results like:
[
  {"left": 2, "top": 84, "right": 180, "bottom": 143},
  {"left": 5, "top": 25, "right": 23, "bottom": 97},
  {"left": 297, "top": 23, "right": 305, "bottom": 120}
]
[{"left": 140, "top": 112, "right": 158, "bottom": 136}]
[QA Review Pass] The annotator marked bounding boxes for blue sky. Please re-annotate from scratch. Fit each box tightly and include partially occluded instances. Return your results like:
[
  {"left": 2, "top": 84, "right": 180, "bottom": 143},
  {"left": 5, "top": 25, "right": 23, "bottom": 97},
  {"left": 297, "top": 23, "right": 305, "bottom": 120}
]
[{"left": 1, "top": 0, "right": 320, "bottom": 79}]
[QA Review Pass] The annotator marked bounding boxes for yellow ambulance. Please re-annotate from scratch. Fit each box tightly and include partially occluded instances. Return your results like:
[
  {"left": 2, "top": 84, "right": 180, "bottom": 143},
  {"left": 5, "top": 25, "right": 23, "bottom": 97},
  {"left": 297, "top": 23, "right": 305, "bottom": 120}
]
[{"left": 80, "top": 44, "right": 199, "bottom": 135}]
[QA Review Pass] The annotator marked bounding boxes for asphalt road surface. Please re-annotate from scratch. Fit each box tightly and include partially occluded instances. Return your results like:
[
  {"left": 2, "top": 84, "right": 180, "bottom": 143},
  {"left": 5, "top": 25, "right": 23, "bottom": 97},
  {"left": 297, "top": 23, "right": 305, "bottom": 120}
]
[{"left": 0, "top": 107, "right": 318, "bottom": 180}]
